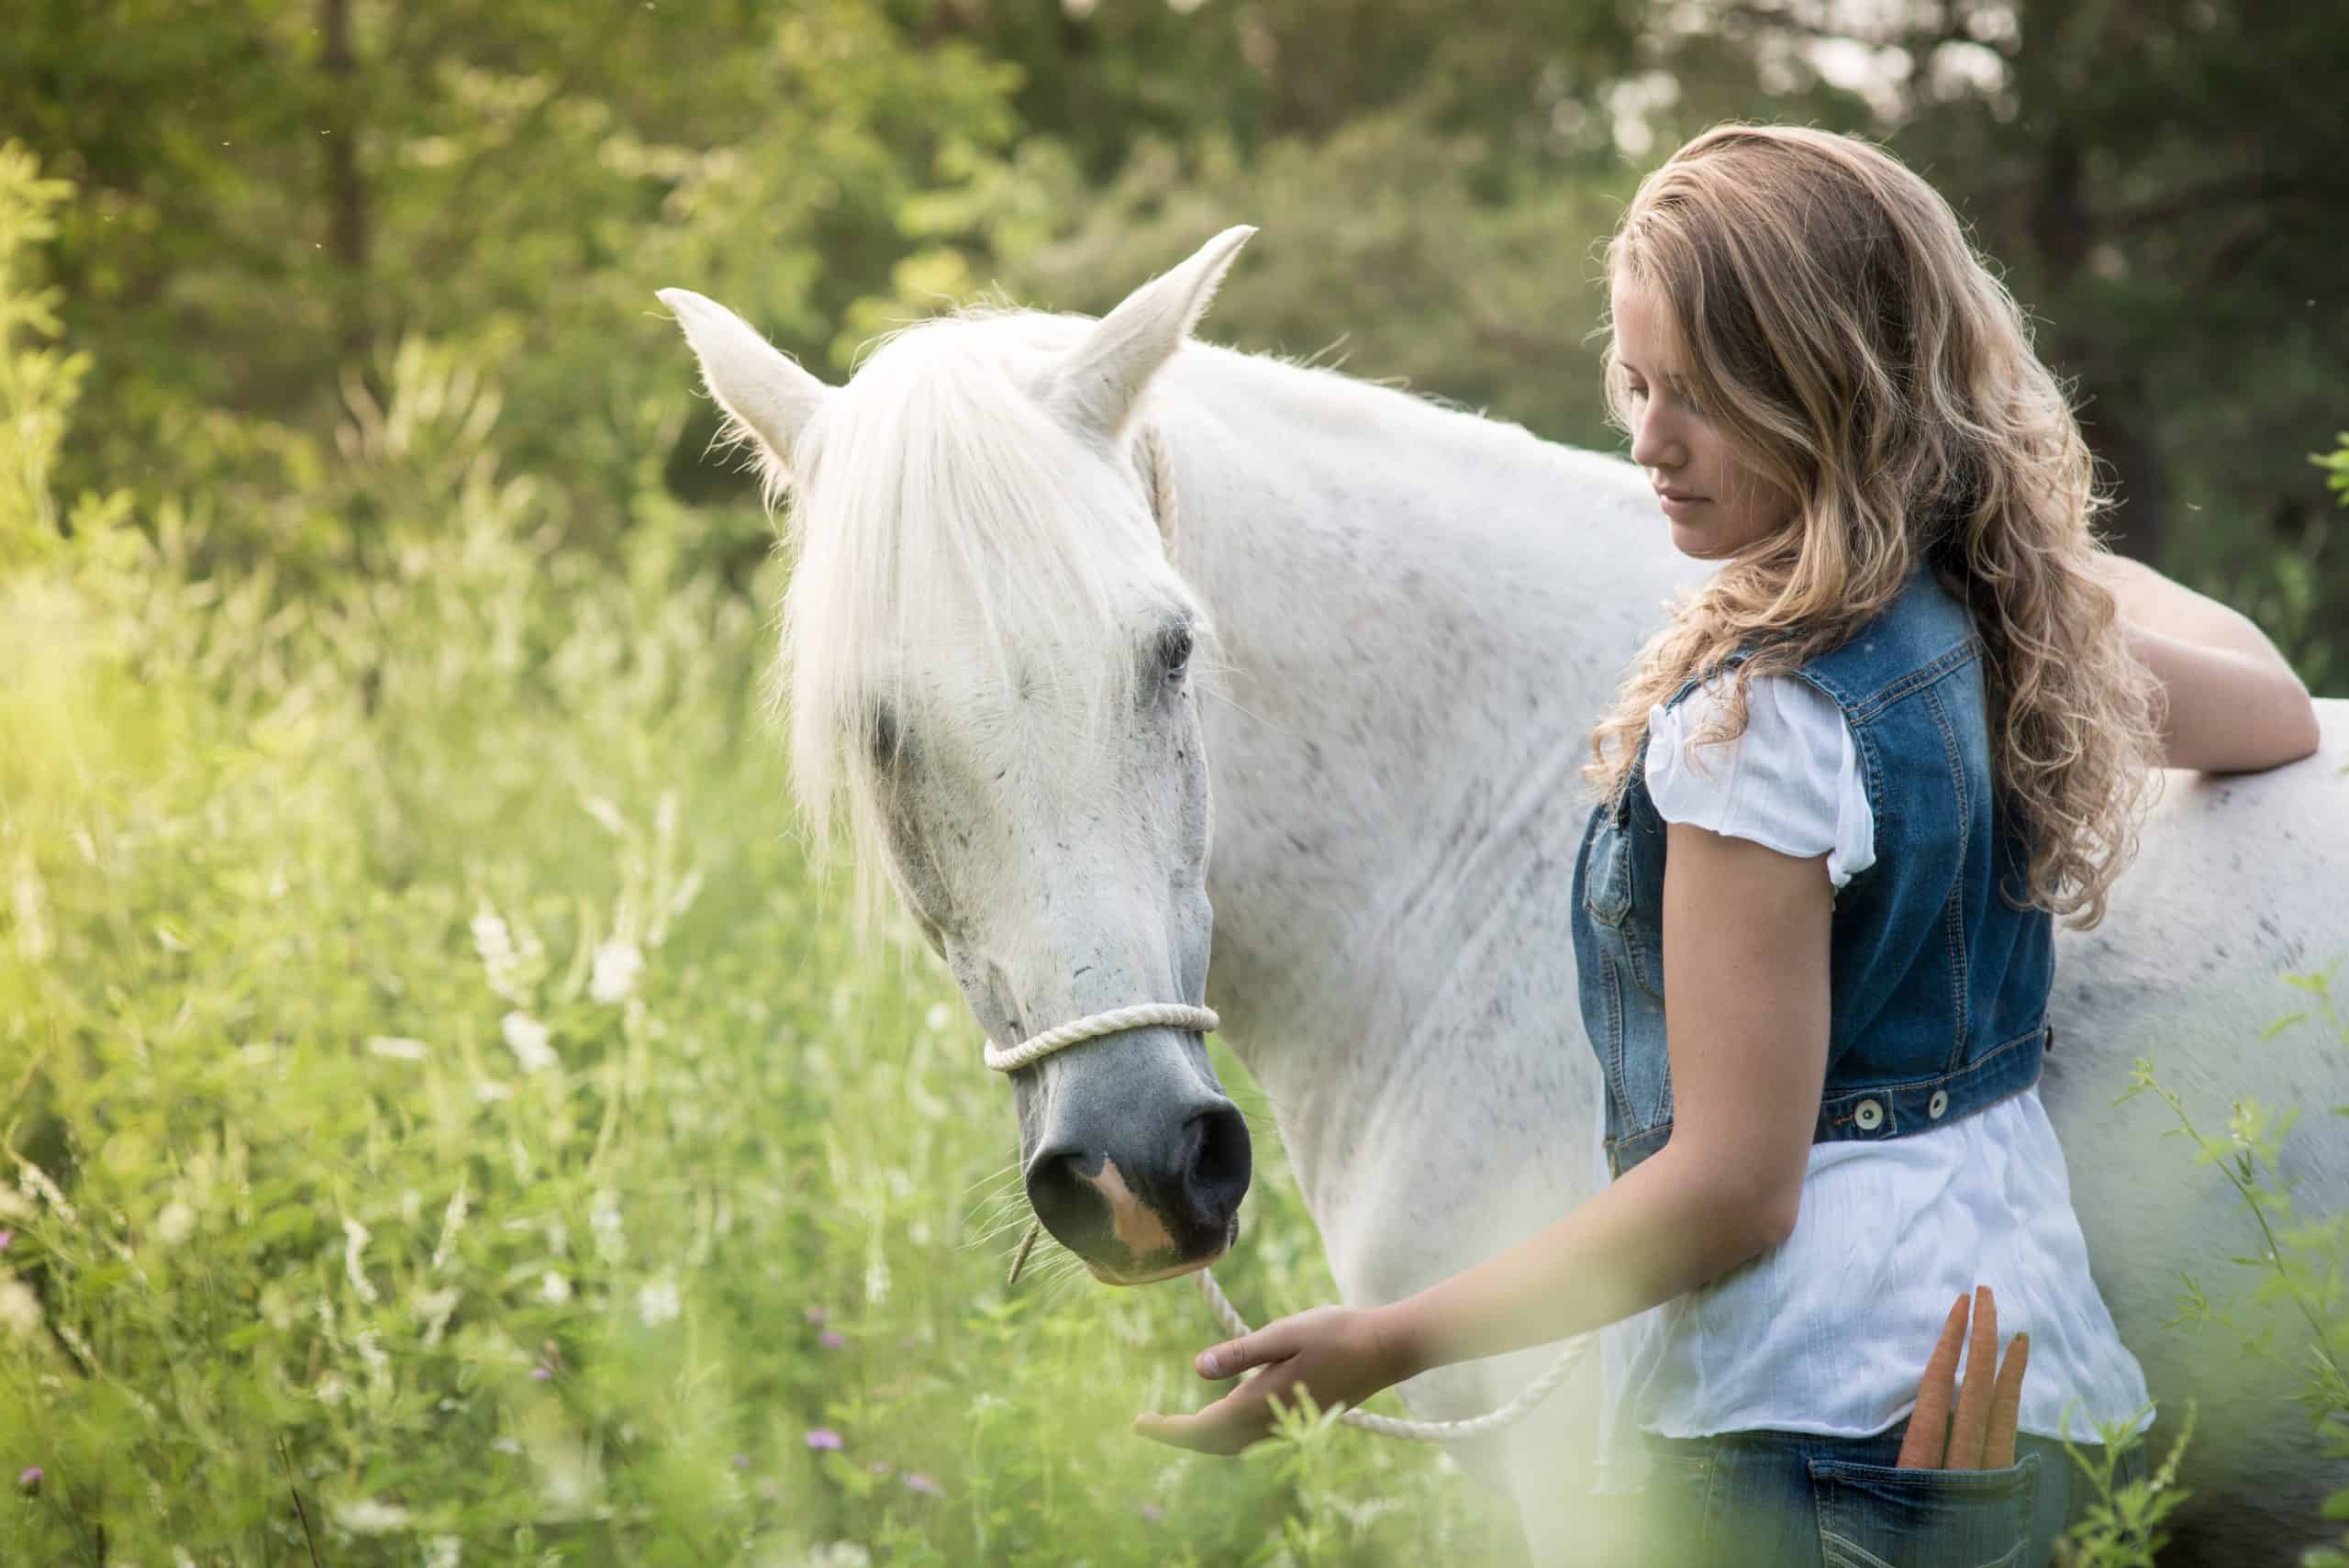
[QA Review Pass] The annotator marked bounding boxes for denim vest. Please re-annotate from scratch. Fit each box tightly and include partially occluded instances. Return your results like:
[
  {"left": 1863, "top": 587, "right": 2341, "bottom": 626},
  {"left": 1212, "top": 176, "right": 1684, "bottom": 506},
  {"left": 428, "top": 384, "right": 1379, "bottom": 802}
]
[{"left": 1570, "top": 559, "right": 2054, "bottom": 1179}]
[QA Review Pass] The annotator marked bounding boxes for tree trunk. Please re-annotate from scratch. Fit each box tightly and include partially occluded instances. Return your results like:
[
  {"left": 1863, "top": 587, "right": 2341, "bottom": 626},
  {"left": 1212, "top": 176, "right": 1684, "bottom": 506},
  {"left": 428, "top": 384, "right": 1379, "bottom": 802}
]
[{"left": 319, "top": 0, "right": 368, "bottom": 378}]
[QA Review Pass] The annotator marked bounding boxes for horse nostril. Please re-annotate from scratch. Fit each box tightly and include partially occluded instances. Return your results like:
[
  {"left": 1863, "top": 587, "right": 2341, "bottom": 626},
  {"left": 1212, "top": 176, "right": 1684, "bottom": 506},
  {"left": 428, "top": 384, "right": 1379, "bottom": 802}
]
[
  {"left": 1024, "top": 1145, "right": 1108, "bottom": 1257},
  {"left": 1183, "top": 1103, "right": 1252, "bottom": 1227}
]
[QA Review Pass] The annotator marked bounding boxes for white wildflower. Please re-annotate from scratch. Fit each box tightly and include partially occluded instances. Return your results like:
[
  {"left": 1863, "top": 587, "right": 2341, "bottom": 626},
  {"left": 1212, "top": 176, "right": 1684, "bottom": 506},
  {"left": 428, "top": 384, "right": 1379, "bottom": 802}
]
[
  {"left": 924, "top": 1004, "right": 951, "bottom": 1033},
  {"left": 580, "top": 794, "right": 627, "bottom": 835},
  {"left": 175, "top": 1550, "right": 198, "bottom": 1568},
  {"left": 17, "top": 1158, "right": 76, "bottom": 1225},
  {"left": 473, "top": 1080, "right": 513, "bottom": 1103},
  {"left": 664, "top": 866, "right": 704, "bottom": 926},
  {"left": 471, "top": 899, "right": 539, "bottom": 1005},
  {"left": 425, "top": 1537, "right": 462, "bottom": 1568},
  {"left": 501, "top": 1011, "right": 557, "bottom": 1073},
  {"left": 342, "top": 1217, "right": 379, "bottom": 1304},
  {"left": 519, "top": 1400, "right": 604, "bottom": 1518},
  {"left": 154, "top": 1200, "right": 196, "bottom": 1246},
  {"left": 414, "top": 1286, "right": 461, "bottom": 1348},
  {"left": 10, "top": 851, "right": 50, "bottom": 962},
  {"left": 0, "top": 1188, "right": 29, "bottom": 1221},
  {"left": 804, "top": 1545, "right": 874, "bottom": 1568},
  {"left": 432, "top": 1177, "right": 469, "bottom": 1273},
  {"left": 540, "top": 1271, "right": 571, "bottom": 1305},
  {"left": 636, "top": 1273, "right": 681, "bottom": 1328},
  {"left": 313, "top": 1372, "right": 349, "bottom": 1405},
  {"left": 589, "top": 1190, "right": 625, "bottom": 1264},
  {"left": 0, "top": 1276, "right": 43, "bottom": 1338},
  {"left": 332, "top": 1496, "right": 412, "bottom": 1533},
  {"left": 588, "top": 939, "right": 642, "bottom": 1006},
  {"left": 356, "top": 1327, "right": 392, "bottom": 1398},
  {"left": 365, "top": 1035, "right": 429, "bottom": 1062},
  {"left": 654, "top": 790, "right": 677, "bottom": 841}
]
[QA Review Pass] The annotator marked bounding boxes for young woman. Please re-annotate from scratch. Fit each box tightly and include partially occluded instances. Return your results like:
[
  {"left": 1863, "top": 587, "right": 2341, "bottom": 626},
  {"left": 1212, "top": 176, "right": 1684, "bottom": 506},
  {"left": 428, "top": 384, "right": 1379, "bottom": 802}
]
[{"left": 1131, "top": 125, "right": 2322, "bottom": 1563}]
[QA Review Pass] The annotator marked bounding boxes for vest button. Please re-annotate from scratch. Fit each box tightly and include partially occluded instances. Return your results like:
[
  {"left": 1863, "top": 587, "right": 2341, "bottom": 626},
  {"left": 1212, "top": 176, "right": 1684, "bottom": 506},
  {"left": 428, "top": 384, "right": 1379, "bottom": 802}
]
[
  {"left": 1928, "top": 1089, "right": 1950, "bottom": 1120},
  {"left": 1854, "top": 1098, "right": 1885, "bottom": 1131}
]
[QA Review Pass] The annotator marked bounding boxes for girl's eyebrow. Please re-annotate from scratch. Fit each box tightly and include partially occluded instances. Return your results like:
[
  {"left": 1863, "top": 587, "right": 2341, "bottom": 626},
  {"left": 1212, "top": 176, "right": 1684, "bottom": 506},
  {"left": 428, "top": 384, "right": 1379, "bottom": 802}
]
[{"left": 1620, "top": 356, "right": 1695, "bottom": 394}]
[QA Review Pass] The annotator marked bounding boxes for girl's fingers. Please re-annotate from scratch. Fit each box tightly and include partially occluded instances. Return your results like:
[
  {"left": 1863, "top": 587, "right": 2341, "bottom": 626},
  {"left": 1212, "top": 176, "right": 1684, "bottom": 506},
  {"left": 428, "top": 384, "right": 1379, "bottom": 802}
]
[
  {"left": 1944, "top": 1284, "right": 1999, "bottom": 1470},
  {"left": 1196, "top": 1336, "right": 1253, "bottom": 1379},
  {"left": 1895, "top": 1292, "right": 1971, "bottom": 1469},
  {"left": 1984, "top": 1331, "right": 2029, "bottom": 1470}
]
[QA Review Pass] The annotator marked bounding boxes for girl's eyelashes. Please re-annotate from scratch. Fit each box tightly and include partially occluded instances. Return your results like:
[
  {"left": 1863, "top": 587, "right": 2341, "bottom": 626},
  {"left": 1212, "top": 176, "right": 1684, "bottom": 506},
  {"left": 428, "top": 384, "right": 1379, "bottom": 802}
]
[{"left": 1627, "top": 380, "right": 1702, "bottom": 416}]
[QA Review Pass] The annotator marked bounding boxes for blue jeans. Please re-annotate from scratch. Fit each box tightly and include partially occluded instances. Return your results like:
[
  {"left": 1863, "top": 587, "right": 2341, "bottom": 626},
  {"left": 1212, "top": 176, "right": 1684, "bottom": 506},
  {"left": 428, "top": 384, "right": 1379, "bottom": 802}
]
[{"left": 1638, "top": 1420, "right": 2148, "bottom": 1568}]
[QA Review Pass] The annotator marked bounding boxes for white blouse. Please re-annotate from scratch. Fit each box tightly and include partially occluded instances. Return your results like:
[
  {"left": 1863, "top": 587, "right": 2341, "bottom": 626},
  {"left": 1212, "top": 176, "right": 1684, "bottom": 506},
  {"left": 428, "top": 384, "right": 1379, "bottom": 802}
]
[{"left": 1592, "top": 672, "right": 2154, "bottom": 1486}]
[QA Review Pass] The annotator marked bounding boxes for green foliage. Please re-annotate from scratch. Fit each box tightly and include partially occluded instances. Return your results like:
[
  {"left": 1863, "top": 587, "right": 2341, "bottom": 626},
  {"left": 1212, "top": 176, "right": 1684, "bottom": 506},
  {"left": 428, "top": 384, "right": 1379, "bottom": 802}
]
[
  {"left": 2120, "top": 958, "right": 2349, "bottom": 1567},
  {"left": 0, "top": 154, "right": 1516, "bottom": 1564},
  {"left": 2060, "top": 1401, "right": 2198, "bottom": 1568},
  {"left": 0, "top": 139, "right": 129, "bottom": 569}
]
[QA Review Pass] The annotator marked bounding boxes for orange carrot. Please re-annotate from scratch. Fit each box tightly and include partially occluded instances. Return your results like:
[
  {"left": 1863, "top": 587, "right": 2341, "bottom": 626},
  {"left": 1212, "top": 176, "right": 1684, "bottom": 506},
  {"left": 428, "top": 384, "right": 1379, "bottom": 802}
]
[
  {"left": 1896, "top": 1292, "right": 1972, "bottom": 1468},
  {"left": 1984, "top": 1331, "right": 2029, "bottom": 1469},
  {"left": 1944, "top": 1284, "right": 1998, "bottom": 1469}
]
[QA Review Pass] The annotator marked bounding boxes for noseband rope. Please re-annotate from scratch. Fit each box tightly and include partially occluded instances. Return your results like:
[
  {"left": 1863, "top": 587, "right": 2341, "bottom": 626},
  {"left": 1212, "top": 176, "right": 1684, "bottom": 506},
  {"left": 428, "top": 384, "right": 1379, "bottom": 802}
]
[{"left": 987, "top": 1003, "right": 1593, "bottom": 1442}]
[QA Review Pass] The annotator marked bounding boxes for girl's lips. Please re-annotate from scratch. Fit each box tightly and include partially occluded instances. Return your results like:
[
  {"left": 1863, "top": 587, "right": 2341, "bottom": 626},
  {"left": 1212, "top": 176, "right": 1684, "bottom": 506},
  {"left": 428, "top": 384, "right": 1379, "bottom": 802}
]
[{"left": 1659, "top": 493, "right": 1710, "bottom": 518}]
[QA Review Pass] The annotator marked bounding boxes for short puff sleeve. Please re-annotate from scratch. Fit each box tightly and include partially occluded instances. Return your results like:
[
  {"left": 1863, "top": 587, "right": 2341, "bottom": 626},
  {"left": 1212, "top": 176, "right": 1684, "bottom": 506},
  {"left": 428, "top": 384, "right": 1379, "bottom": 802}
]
[{"left": 1642, "top": 672, "right": 1876, "bottom": 889}]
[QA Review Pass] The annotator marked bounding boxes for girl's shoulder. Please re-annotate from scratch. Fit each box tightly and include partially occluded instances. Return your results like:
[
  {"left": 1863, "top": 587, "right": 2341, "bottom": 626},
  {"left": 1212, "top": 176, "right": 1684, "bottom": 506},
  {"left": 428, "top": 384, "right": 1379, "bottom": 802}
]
[{"left": 1645, "top": 671, "right": 1877, "bottom": 889}]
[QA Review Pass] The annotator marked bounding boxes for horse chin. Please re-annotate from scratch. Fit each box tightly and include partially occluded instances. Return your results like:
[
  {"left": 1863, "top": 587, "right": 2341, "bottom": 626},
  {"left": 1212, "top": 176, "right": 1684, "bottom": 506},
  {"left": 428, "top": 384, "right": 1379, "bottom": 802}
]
[{"left": 1083, "top": 1217, "right": 1238, "bottom": 1287}]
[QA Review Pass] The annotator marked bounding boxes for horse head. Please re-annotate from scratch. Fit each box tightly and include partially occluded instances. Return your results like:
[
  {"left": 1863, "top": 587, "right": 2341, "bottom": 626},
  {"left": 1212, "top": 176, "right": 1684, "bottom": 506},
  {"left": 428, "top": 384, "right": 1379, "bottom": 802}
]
[{"left": 657, "top": 228, "right": 1258, "bottom": 1284}]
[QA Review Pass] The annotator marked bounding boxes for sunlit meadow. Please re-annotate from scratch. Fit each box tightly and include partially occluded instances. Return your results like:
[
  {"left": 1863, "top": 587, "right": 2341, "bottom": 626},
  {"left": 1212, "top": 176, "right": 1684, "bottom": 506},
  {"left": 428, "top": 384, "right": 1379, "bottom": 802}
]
[
  {"left": 5, "top": 143, "right": 2343, "bottom": 1566},
  {"left": 0, "top": 173, "right": 1526, "bottom": 1564}
]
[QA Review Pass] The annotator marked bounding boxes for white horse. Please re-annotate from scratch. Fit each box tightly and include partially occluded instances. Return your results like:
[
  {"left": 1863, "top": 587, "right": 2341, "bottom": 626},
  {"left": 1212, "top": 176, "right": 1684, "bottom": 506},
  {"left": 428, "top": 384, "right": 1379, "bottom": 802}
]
[{"left": 658, "top": 228, "right": 2349, "bottom": 1566}]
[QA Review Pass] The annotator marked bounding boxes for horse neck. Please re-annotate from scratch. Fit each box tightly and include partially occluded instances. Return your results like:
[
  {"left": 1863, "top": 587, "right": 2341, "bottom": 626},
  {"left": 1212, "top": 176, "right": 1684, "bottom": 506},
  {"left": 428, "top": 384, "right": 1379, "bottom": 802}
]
[{"left": 1148, "top": 343, "right": 1702, "bottom": 1239}]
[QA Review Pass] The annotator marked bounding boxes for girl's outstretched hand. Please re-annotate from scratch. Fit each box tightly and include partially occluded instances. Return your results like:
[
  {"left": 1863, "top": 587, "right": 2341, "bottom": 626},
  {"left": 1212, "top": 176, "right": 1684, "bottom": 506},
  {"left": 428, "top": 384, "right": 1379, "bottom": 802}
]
[
  {"left": 1132, "top": 1305, "right": 1413, "bottom": 1456},
  {"left": 1898, "top": 1284, "right": 2030, "bottom": 1469}
]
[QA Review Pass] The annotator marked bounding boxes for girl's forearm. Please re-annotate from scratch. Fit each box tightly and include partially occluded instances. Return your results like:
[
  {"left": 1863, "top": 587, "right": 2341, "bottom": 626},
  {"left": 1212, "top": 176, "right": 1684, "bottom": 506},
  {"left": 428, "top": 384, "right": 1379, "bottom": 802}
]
[
  {"left": 2094, "top": 552, "right": 2296, "bottom": 672},
  {"left": 1375, "top": 1145, "right": 1787, "bottom": 1382},
  {"left": 2121, "top": 621, "right": 2321, "bottom": 772}
]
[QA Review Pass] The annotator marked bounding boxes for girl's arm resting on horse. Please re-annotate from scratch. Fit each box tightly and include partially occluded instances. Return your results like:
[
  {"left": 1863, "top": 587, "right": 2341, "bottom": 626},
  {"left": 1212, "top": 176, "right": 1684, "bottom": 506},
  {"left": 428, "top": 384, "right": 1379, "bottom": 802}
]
[
  {"left": 1377, "top": 822, "right": 1831, "bottom": 1381},
  {"left": 2091, "top": 553, "right": 2321, "bottom": 773}
]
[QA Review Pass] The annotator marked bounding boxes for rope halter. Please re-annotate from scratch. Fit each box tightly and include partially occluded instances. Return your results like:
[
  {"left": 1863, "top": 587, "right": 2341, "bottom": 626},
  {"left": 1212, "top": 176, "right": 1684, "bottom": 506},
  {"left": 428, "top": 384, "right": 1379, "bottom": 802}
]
[
  {"left": 983, "top": 1002, "right": 1220, "bottom": 1074},
  {"left": 983, "top": 998, "right": 1593, "bottom": 1442}
]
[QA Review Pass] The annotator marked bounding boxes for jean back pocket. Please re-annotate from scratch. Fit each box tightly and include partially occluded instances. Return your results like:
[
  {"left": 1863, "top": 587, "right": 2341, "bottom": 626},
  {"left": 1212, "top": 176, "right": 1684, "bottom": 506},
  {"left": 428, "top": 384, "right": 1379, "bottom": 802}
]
[{"left": 1806, "top": 1453, "right": 2039, "bottom": 1568}]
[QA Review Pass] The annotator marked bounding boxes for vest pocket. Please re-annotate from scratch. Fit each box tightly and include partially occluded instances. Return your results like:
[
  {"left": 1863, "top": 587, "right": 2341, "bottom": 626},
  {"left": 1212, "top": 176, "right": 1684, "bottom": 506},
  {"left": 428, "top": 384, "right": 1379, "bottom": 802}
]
[{"left": 1583, "top": 812, "right": 1633, "bottom": 924}]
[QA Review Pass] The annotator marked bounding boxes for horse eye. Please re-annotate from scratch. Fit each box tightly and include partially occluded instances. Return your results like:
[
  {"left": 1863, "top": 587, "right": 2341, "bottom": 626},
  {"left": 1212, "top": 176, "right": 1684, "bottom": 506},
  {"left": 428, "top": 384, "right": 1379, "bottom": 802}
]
[
  {"left": 1157, "top": 622, "right": 1194, "bottom": 683},
  {"left": 870, "top": 704, "right": 903, "bottom": 767}
]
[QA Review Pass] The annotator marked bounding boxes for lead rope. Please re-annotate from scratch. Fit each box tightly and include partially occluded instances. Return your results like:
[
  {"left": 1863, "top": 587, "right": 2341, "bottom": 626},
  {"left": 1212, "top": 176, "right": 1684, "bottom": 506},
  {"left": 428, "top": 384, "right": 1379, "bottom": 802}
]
[{"left": 989, "top": 1004, "right": 1594, "bottom": 1442}]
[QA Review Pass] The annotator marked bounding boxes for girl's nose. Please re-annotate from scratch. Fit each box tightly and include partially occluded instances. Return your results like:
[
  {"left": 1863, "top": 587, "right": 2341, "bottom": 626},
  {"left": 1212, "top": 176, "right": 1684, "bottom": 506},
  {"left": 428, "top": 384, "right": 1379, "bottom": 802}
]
[{"left": 1631, "top": 414, "right": 1685, "bottom": 473}]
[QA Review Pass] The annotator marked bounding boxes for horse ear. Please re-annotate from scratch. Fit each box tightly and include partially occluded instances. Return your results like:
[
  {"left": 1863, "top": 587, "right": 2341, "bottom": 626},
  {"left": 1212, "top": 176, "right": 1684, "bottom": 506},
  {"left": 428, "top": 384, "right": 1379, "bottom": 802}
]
[
  {"left": 656, "top": 288, "right": 831, "bottom": 479},
  {"left": 1045, "top": 225, "right": 1256, "bottom": 444}
]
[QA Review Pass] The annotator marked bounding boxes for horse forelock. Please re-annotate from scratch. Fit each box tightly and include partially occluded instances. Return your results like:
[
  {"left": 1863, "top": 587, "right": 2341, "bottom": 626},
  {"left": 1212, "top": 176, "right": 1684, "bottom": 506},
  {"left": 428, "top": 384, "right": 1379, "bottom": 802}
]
[{"left": 772, "top": 309, "right": 1213, "bottom": 933}]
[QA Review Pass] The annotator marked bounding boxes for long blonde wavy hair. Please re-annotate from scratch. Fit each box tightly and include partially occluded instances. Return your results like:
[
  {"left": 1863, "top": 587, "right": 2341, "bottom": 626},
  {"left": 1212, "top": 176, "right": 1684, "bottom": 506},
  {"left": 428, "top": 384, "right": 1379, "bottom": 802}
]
[{"left": 1582, "top": 124, "right": 2166, "bottom": 929}]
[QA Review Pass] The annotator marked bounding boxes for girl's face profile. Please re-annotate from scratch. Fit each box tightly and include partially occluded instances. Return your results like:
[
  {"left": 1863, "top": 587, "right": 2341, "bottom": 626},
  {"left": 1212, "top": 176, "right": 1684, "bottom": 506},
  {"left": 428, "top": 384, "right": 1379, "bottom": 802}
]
[{"left": 1611, "top": 272, "right": 1797, "bottom": 561}]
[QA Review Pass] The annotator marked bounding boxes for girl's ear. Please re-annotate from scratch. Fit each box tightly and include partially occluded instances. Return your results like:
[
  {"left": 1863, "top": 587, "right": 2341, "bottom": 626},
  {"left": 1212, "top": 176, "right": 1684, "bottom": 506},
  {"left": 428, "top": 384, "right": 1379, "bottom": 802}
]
[
  {"left": 655, "top": 288, "right": 832, "bottom": 483},
  {"left": 1041, "top": 225, "right": 1256, "bottom": 446}
]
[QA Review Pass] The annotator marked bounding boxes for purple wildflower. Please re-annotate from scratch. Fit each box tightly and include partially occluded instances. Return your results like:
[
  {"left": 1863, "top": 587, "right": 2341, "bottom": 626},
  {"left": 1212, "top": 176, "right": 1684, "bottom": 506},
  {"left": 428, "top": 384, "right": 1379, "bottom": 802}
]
[
  {"left": 0, "top": 1230, "right": 13, "bottom": 1251},
  {"left": 1138, "top": 1502, "right": 1163, "bottom": 1523},
  {"left": 732, "top": 1452, "right": 751, "bottom": 1469},
  {"left": 805, "top": 1428, "right": 844, "bottom": 1452},
  {"left": 818, "top": 1329, "right": 845, "bottom": 1350},
  {"left": 530, "top": 1366, "right": 551, "bottom": 1380},
  {"left": 904, "top": 1472, "right": 944, "bottom": 1498},
  {"left": 17, "top": 1466, "right": 40, "bottom": 1492}
]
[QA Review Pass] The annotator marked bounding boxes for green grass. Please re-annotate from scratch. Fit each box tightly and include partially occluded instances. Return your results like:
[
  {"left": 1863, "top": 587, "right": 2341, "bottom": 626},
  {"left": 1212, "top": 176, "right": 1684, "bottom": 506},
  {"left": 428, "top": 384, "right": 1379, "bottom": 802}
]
[{"left": 0, "top": 481, "right": 1521, "bottom": 1566}]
